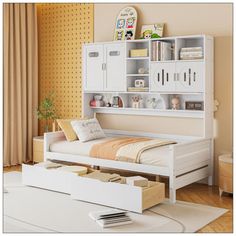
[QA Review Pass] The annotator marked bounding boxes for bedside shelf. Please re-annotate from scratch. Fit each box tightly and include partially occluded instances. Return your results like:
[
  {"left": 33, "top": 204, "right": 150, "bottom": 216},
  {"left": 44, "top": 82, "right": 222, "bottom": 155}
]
[
  {"left": 126, "top": 57, "right": 149, "bottom": 60},
  {"left": 127, "top": 74, "right": 149, "bottom": 77},
  {"left": 90, "top": 107, "right": 204, "bottom": 118}
]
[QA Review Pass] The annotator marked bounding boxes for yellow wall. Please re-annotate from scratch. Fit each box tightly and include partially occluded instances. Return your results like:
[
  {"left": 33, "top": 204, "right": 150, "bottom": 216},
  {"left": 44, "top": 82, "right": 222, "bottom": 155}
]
[
  {"left": 94, "top": 3, "right": 233, "bottom": 183},
  {"left": 37, "top": 3, "right": 93, "bottom": 134}
]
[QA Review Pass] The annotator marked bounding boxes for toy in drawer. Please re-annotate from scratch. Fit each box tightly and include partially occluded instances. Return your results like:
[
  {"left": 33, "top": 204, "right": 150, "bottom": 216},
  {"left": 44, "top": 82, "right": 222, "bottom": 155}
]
[
  {"left": 70, "top": 175, "right": 165, "bottom": 213},
  {"left": 130, "top": 48, "right": 148, "bottom": 57}
]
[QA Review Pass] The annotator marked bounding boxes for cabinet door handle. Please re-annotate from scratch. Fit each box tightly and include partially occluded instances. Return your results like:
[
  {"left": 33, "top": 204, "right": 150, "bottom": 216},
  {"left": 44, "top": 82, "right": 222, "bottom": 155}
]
[
  {"left": 109, "top": 51, "right": 120, "bottom": 56},
  {"left": 89, "top": 52, "right": 99, "bottom": 57},
  {"left": 102, "top": 63, "right": 106, "bottom": 70},
  {"left": 176, "top": 73, "right": 179, "bottom": 81}
]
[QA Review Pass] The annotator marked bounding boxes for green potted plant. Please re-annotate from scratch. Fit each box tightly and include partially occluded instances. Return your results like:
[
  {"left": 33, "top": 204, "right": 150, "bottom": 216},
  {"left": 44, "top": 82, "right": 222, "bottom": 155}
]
[{"left": 37, "top": 92, "right": 58, "bottom": 132}]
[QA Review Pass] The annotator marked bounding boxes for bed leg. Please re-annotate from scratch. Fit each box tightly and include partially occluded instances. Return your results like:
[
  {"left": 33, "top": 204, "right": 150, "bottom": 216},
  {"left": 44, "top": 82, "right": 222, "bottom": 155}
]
[
  {"left": 169, "top": 188, "right": 176, "bottom": 204},
  {"left": 208, "top": 176, "right": 213, "bottom": 186}
]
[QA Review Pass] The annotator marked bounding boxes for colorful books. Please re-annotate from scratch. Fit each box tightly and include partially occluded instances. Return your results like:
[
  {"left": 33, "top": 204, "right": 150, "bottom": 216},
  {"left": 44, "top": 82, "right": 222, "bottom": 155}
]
[{"left": 89, "top": 209, "right": 132, "bottom": 228}]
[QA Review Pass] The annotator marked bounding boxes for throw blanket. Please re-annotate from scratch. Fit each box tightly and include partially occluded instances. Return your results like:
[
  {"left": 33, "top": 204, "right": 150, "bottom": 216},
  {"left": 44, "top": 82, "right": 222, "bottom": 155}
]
[{"left": 89, "top": 137, "right": 176, "bottom": 163}]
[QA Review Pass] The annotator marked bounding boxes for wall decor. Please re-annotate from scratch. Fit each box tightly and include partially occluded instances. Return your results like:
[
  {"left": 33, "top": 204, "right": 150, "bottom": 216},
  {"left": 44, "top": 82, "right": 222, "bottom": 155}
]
[
  {"left": 140, "top": 24, "right": 164, "bottom": 39},
  {"left": 114, "top": 6, "right": 137, "bottom": 41},
  {"left": 185, "top": 101, "right": 204, "bottom": 110}
]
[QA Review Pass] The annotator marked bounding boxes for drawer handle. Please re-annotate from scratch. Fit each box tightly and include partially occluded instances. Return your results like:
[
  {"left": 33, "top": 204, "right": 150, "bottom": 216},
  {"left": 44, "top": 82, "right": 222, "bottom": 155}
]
[
  {"left": 109, "top": 51, "right": 120, "bottom": 56},
  {"left": 89, "top": 52, "right": 99, "bottom": 57}
]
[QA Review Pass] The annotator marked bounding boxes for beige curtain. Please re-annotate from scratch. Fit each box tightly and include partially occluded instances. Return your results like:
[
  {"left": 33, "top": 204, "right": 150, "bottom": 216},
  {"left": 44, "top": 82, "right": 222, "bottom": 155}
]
[{"left": 3, "top": 3, "right": 38, "bottom": 166}]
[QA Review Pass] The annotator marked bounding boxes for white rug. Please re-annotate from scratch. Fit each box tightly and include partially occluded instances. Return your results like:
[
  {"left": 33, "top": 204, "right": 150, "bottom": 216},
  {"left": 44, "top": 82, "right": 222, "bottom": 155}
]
[{"left": 3, "top": 172, "right": 227, "bottom": 233}]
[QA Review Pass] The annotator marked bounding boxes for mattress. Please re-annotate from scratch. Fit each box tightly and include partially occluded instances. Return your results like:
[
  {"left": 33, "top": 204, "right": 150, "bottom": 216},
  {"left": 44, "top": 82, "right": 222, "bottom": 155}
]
[{"left": 50, "top": 136, "right": 175, "bottom": 167}]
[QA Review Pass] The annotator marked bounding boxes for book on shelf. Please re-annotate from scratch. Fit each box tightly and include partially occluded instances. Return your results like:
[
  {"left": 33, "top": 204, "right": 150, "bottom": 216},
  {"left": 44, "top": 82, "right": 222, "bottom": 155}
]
[
  {"left": 180, "top": 47, "right": 203, "bottom": 60},
  {"left": 128, "top": 87, "right": 149, "bottom": 92},
  {"left": 152, "top": 41, "right": 172, "bottom": 61},
  {"left": 89, "top": 209, "right": 132, "bottom": 228}
]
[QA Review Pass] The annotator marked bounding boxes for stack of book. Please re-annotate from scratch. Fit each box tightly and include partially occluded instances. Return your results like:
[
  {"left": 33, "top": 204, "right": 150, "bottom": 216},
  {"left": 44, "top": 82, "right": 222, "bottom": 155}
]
[
  {"left": 128, "top": 87, "right": 149, "bottom": 92},
  {"left": 151, "top": 41, "right": 172, "bottom": 61},
  {"left": 180, "top": 47, "right": 203, "bottom": 60},
  {"left": 89, "top": 209, "right": 132, "bottom": 228}
]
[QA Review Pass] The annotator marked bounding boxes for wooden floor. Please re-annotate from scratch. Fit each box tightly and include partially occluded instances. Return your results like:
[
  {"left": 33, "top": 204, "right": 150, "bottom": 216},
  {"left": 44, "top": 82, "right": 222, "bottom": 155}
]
[{"left": 3, "top": 165, "right": 233, "bottom": 233}]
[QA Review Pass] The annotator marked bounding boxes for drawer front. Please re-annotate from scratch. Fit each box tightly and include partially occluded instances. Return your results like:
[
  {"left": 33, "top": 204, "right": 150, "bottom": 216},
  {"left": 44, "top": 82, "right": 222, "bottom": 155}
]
[
  {"left": 219, "top": 176, "right": 232, "bottom": 193},
  {"left": 142, "top": 182, "right": 165, "bottom": 210},
  {"left": 33, "top": 151, "right": 44, "bottom": 163},
  {"left": 22, "top": 164, "right": 73, "bottom": 194},
  {"left": 33, "top": 140, "right": 44, "bottom": 152},
  {"left": 71, "top": 176, "right": 165, "bottom": 213},
  {"left": 219, "top": 162, "right": 232, "bottom": 178}
]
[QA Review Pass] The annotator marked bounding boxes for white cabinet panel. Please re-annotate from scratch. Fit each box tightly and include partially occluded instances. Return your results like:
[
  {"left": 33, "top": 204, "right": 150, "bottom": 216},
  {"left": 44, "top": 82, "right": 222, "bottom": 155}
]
[
  {"left": 104, "top": 43, "right": 126, "bottom": 91},
  {"left": 175, "top": 62, "right": 204, "bottom": 92},
  {"left": 150, "top": 63, "right": 175, "bottom": 92},
  {"left": 85, "top": 44, "right": 104, "bottom": 91}
]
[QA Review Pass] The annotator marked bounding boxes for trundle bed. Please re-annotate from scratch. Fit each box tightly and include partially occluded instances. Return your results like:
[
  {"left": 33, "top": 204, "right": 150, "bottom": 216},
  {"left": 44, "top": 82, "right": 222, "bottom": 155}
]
[{"left": 44, "top": 129, "right": 213, "bottom": 203}]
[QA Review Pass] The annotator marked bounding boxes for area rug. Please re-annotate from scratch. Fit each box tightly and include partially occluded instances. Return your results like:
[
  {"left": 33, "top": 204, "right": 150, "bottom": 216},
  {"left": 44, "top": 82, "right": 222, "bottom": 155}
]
[{"left": 3, "top": 172, "right": 227, "bottom": 233}]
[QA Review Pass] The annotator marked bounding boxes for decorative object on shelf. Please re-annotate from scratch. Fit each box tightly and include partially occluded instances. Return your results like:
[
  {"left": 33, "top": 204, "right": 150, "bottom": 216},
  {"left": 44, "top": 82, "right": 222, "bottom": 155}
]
[
  {"left": 171, "top": 96, "right": 180, "bottom": 110},
  {"left": 112, "top": 96, "right": 123, "bottom": 108},
  {"left": 138, "top": 67, "right": 147, "bottom": 74},
  {"left": 114, "top": 6, "right": 137, "bottom": 41},
  {"left": 140, "top": 23, "right": 164, "bottom": 39},
  {"left": 180, "top": 47, "right": 203, "bottom": 60},
  {"left": 185, "top": 101, "right": 204, "bottom": 110},
  {"left": 37, "top": 92, "right": 58, "bottom": 132},
  {"left": 90, "top": 95, "right": 104, "bottom": 107},
  {"left": 131, "top": 95, "right": 143, "bottom": 108},
  {"left": 146, "top": 97, "right": 158, "bottom": 109},
  {"left": 130, "top": 48, "right": 148, "bottom": 58},
  {"left": 134, "top": 79, "right": 145, "bottom": 88}
]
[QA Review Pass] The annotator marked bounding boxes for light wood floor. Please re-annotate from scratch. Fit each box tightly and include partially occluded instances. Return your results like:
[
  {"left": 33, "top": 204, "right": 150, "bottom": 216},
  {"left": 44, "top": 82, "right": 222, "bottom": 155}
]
[{"left": 3, "top": 165, "right": 233, "bottom": 233}]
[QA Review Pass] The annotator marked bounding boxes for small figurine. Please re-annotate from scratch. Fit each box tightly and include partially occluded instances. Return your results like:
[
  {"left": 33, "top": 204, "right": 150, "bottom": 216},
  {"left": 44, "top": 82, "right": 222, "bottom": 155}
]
[{"left": 171, "top": 96, "right": 180, "bottom": 110}]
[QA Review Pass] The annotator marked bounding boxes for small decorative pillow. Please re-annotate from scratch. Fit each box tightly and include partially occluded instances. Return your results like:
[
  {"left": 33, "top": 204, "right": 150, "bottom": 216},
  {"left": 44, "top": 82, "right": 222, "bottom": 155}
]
[
  {"left": 57, "top": 119, "right": 81, "bottom": 142},
  {"left": 71, "top": 118, "right": 106, "bottom": 142}
]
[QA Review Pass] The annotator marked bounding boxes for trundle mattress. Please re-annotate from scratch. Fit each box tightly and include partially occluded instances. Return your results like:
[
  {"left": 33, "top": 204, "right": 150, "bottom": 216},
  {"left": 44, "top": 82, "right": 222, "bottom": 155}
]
[{"left": 50, "top": 137, "right": 175, "bottom": 167}]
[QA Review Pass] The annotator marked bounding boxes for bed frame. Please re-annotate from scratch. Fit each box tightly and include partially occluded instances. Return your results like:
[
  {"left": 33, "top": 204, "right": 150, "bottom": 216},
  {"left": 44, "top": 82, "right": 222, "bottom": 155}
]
[{"left": 44, "top": 129, "right": 213, "bottom": 203}]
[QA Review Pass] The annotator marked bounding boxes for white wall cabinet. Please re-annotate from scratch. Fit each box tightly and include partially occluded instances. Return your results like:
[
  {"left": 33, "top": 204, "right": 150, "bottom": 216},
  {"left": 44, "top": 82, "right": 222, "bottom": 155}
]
[
  {"left": 84, "top": 44, "right": 104, "bottom": 91},
  {"left": 150, "top": 61, "right": 204, "bottom": 92},
  {"left": 84, "top": 42, "right": 125, "bottom": 92}
]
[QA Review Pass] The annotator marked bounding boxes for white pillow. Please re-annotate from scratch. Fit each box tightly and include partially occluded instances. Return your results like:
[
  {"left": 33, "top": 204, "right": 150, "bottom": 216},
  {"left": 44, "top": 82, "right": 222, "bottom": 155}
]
[{"left": 71, "top": 118, "right": 106, "bottom": 142}]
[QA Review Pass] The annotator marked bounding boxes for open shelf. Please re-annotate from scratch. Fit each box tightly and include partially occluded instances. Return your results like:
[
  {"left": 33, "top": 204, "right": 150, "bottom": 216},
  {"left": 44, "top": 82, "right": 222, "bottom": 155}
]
[
  {"left": 90, "top": 106, "right": 204, "bottom": 118},
  {"left": 126, "top": 57, "right": 149, "bottom": 60}
]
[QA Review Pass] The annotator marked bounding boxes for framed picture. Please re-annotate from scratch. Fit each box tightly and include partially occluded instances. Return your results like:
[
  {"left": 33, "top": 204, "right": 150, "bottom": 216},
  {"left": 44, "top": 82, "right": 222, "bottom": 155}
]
[
  {"left": 114, "top": 7, "right": 138, "bottom": 41},
  {"left": 185, "top": 101, "right": 204, "bottom": 110},
  {"left": 140, "top": 24, "right": 164, "bottom": 39}
]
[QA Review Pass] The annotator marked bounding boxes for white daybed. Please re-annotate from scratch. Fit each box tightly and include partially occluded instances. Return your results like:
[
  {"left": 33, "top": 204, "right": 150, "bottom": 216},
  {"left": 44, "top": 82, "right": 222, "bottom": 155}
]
[{"left": 44, "top": 129, "right": 213, "bottom": 203}]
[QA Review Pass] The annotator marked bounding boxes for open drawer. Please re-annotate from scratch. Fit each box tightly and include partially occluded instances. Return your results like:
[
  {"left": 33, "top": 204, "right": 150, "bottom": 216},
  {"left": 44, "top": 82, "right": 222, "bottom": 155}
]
[
  {"left": 22, "top": 164, "right": 74, "bottom": 194},
  {"left": 70, "top": 175, "right": 165, "bottom": 213}
]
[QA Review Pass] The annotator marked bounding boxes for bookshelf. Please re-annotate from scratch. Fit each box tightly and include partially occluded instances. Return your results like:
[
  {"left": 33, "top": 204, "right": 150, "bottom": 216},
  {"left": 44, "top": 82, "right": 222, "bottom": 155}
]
[{"left": 82, "top": 35, "right": 213, "bottom": 120}]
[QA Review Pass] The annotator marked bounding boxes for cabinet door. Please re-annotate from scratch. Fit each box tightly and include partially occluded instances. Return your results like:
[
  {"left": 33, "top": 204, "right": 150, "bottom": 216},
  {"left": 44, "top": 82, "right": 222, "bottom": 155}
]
[
  {"left": 175, "top": 62, "right": 204, "bottom": 92},
  {"left": 150, "top": 62, "right": 175, "bottom": 92},
  {"left": 84, "top": 44, "right": 104, "bottom": 91},
  {"left": 104, "top": 43, "right": 126, "bottom": 91}
]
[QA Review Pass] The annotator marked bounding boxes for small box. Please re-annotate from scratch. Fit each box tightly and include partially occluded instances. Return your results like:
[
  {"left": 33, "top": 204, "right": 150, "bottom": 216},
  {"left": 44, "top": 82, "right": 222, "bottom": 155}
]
[
  {"left": 126, "top": 176, "right": 149, "bottom": 187},
  {"left": 130, "top": 48, "right": 148, "bottom": 57}
]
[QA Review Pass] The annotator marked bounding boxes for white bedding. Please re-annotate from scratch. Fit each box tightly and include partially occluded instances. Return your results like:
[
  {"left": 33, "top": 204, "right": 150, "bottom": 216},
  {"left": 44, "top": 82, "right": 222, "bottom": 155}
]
[{"left": 50, "top": 137, "right": 176, "bottom": 167}]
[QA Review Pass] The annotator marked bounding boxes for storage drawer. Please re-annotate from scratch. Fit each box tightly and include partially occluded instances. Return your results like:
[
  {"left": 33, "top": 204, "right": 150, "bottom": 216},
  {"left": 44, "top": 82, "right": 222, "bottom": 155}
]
[
  {"left": 70, "top": 175, "right": 165, "bottom": 213},
  {"left": 22, "top": 164, "right": 74, "bottom": 194}
]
